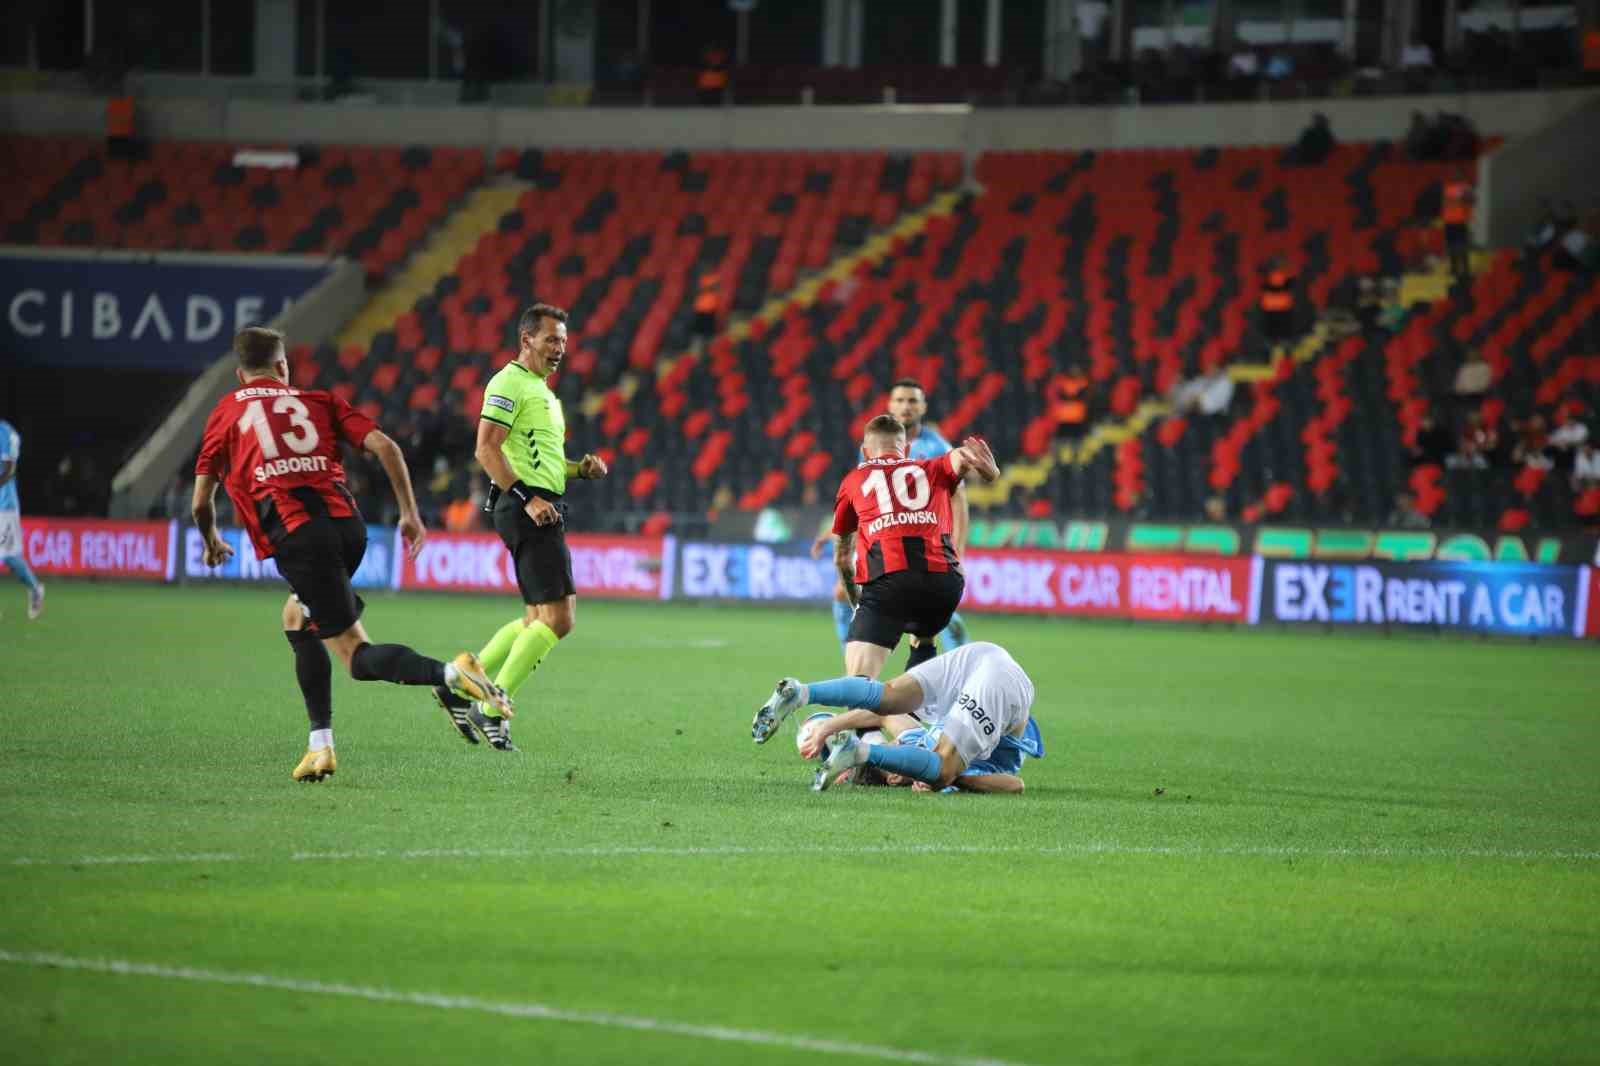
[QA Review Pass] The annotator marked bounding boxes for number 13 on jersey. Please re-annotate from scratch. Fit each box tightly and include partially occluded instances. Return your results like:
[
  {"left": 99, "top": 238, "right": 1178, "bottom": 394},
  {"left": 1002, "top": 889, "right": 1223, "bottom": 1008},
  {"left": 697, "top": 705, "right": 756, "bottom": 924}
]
[{"left": 237, "top": 396, "right": 321, "bottom": 458}]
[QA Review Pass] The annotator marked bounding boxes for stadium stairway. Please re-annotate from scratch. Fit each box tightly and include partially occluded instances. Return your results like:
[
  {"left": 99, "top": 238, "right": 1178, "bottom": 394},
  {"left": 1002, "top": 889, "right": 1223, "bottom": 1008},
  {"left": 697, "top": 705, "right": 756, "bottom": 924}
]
[
  {"left": 725, "top": 187, "right": 966, "bottom": 346},
  {"left": 333, "top": 179, "right": 532, "bottom": 353},
  {"left": 964, "top": 321, "right": 1336, "bottom": 510}
]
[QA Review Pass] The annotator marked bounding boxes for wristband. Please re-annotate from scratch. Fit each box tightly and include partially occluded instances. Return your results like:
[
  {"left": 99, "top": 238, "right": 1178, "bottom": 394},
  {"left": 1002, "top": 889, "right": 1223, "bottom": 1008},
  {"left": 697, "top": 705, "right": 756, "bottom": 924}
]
[{"left": 506, "top": 480, "right": 535, "bottom": 505}]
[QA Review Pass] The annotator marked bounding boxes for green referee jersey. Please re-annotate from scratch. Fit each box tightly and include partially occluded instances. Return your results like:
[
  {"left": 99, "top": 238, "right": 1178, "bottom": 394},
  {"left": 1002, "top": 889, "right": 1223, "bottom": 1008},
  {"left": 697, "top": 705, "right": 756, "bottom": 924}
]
[{"left": 480, "top": 361, "right": 568, "bottom": 496}]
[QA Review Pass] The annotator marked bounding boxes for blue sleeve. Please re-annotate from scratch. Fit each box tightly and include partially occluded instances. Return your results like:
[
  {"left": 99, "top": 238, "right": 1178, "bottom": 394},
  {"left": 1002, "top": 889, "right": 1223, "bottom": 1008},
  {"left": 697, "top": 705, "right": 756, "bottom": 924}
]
[{"left": 0, "top": 428, "right": 18, "bottom": 463}]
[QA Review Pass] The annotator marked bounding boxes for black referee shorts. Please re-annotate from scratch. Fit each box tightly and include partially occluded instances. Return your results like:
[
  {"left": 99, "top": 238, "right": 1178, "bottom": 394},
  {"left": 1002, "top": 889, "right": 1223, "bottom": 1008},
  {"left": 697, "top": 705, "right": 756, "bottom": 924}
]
[
  {"left": 492, "top": 491, "right": 577, "bottom": 605},
  {"left": 273, "top": 516, "right": 368, "bottom": 637},
  {"left": 1445, "top": 222, "right": 1468, "bottom": 253},
  {"left": 846, "top": 569, "right": 965, "bottom": 650}
]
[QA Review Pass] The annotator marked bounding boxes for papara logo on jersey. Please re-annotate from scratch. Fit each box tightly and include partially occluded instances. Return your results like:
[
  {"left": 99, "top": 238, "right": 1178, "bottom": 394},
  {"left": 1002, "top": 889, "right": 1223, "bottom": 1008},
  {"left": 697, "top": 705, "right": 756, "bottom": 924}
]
[
  {"left": 864, "top": 509, "right": 938, "bottom": 536},
  {"left": 254, "top": 455, "right": 331, "bottom": 481},
  {"left": 485, "top": 395, "right": 515, "bottom": 412}
]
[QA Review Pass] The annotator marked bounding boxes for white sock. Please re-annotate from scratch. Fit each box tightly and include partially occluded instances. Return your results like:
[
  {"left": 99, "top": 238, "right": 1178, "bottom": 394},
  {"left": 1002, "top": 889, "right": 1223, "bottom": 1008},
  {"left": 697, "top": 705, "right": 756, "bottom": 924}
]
[
  {"left": 309, "top": 728, "right": 333, "bottom": 751},
  {"left": 442, "top": 662, "right": 459, "bottom": 689}
]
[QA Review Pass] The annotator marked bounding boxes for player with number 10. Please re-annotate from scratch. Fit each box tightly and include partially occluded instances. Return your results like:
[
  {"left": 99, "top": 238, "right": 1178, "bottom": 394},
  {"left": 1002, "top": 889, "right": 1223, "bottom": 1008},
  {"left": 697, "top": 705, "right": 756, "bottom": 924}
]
[{"left": 755, "top": 414, "right": 998, "bottom": 743}]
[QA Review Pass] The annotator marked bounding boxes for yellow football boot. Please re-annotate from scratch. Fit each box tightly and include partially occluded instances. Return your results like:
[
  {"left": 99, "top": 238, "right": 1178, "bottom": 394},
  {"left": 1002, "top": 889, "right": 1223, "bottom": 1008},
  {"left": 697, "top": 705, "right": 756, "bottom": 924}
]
[
  {"left": 447, "top": 652, "right": 514, "bottom": 718},
  {"left": 291, "top": 747, "right": 337, "bottom": 782}
]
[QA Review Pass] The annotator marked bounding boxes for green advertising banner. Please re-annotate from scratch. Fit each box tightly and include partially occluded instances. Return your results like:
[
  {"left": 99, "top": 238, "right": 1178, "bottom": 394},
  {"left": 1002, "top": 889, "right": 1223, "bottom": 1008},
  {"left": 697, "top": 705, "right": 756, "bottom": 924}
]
[{"left": 964, "top": 518, "right": 1594, "bottom": 566}]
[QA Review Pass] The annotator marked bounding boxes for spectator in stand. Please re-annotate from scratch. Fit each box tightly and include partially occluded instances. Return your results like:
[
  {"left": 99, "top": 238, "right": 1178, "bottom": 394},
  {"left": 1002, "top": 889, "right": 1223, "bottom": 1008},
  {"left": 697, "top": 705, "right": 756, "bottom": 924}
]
[
  {"left": 1355, "top": 276, "right": 1383, "bottom": 334},
  {"left": 1554, "top": 209, "right": 1599, "bottom": 272},
  {"left": 1258, "top": 258, "right": 1297, "bottom": 355},
  {"left": 1511, "top": 415, "right": 1553, "bottom": 470},
  {"left": 1450, "top": 411, "right": 1494, "bottom": 469},
  {"left": 1548, "top": 407, "right": 1590, "bottom": 469},
  {"left": 1203, "top": 496, "right": 1228, "bottom": 523},
  {"left": 1411, "top": 413, "right": 1455, "bottom": 467},
  {"left": 693, "top": 272, "right": 721, "bottom": 355},
  {"left": 1523, "top": 199, "right": 1562, "bottom": 263},
  {"left": 1191, "top": 367, "right": 1236, "bottom": 418},
  {"left": 444, "top": 485, "right": 485, "bottom": 533},
  {"left": 1377, "top": 278, "right": 1406, "bottom": 331},
  {"left": 1404, "top": 110, "right": 1433, "bottom": 159},
  {"left": 697, "top": 45, "right": 729, "bottom": 106},
  {"left": 1387, "top": 490, "right": 1431, "bottom": 529},
  {"left": 1441, "top": 168, "right": 1475, "bottom": 280},
  {"left": 1453, "top": 348, "right": 1492, "bottom": 407},
  {"left": 1573, "top": 441, "right": 1600, "bottom": 489},
  {"left": 1283, "top": 112, "right": 1335, "bottom": 167},
  {"left": 1265, "top": 50, "right": 1295, "bottom": 82},
  {"left": 1228, "top": 49, "right": 1259, "bottom": 98},
  {"left": 1401, "top": 36, "right": 1435, "bottom": 90}
]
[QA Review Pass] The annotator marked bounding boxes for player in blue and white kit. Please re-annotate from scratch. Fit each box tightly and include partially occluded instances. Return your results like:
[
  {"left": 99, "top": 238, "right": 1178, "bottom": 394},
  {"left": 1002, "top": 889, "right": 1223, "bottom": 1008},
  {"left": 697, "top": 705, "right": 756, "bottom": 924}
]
[
  {"left": 0, "top": 421, "right": 45, "bottom": 620},
  {"left": 754, "top": 641, "right": 1037, "bottom": 792},
  {"left": 815, "top": 379, "right": 971, "bottom": 668},
  {"left": 876, "top": 719, "right": 1044, "bottom": 793}
]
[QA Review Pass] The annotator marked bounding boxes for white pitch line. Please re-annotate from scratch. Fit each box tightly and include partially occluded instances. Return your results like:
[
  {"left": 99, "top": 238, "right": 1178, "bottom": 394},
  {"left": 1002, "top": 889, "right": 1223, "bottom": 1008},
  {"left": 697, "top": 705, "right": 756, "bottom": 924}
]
[
  {"left": 0, "top": 949, "right": 1029, "bottom": 1066},
  {"left": 5, "top": 842, "right": 1599, "bottom": 868}
]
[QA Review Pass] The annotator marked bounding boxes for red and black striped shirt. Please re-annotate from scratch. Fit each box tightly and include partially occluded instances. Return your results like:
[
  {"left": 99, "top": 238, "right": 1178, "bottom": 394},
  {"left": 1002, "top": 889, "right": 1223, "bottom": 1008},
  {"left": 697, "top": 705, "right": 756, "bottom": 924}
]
[
  {"left": 196, "top": 382, "right": 377, "bottom": 559},
  {"left": 833, "top": 452, "right": 961, "bottom": 584}
]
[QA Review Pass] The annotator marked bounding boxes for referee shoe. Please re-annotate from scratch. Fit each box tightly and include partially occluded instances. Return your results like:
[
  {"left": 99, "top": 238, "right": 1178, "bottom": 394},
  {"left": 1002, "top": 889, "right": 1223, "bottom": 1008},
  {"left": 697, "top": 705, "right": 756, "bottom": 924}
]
[{"left": 432, "top": 686, "right": 479, "bottom": 744}]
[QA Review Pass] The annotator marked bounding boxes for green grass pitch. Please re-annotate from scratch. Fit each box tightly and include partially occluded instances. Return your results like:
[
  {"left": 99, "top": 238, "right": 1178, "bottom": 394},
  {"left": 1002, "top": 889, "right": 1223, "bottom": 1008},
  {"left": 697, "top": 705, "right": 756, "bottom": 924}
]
[{"left": 2, "top": 582, "right": 1597, "bottom": 1065}]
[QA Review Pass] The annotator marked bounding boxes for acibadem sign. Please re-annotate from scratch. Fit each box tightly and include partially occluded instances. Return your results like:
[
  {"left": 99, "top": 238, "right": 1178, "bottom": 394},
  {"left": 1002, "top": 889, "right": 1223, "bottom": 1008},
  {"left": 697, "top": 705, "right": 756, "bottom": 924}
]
[{"left": 965, "top": 519, "right": 1592, "bottom": 566}]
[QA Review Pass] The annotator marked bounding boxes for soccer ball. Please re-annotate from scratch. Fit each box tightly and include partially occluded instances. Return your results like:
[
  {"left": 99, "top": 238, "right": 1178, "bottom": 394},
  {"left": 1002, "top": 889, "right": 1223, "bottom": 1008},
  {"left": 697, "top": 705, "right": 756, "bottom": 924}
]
[{"left": 796, "top": 712, "right": 835, "bottom": 760}]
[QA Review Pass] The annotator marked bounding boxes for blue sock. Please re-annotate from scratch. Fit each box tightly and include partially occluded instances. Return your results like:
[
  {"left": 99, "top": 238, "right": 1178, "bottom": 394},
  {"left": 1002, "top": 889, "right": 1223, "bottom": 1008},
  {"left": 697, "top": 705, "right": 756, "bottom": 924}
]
[
  {"left": 3, "top": 555, "right": 38, "bottom": 592},
  {"left": 831, "top": 600, "right": 853, "bottom": 645},
  {"left": 940, "top": 612, "right": 969, "bottom": 647},
  {"left": 804, "top": 676, "right": 883, "bottom": 710},
  {"left": 865, "top": 743, "right": 944, "bottom": 784}
]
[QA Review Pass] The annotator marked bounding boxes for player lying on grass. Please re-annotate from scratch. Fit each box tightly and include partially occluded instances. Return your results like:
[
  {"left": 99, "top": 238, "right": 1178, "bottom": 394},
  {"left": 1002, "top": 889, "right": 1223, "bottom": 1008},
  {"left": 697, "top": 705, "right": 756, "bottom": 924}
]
[
  {"left": 192, "top": 327, "right": 511, "bottom": 783},
  {"left": 754, "top": 641, "right": 1036, "bottom": 792},
  {"left": 799, "top": 712, "right": 1044, "bottom": 793},
  {"left": 825, "top": 416, "right": 999, "bottom": 690}
]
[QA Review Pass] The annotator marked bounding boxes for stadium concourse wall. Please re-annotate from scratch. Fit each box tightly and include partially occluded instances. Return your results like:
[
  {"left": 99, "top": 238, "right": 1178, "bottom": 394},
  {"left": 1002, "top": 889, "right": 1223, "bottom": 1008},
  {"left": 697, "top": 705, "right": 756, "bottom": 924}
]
[
  {"left": 2, "top": 87, "right": 1596, "bottom": 154},
  {"left": 16, "top": 516, "right": 1598, "bottom": 642},
  {"left": 100, "top": 252, "right": 366, "bottom": 520},
  {"left": 1477, "top": 93, "right": 1600, "bottom": 249}
]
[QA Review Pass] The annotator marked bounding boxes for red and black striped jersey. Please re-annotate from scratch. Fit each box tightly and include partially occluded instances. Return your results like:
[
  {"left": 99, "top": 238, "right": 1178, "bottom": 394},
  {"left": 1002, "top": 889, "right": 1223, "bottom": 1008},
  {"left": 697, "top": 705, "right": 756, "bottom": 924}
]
[
  {"left": 832, "top": 452, "right": 961, "bottom": 584},
  {"left": 196, "top": 381, "right": 377, "bottom": 559}
]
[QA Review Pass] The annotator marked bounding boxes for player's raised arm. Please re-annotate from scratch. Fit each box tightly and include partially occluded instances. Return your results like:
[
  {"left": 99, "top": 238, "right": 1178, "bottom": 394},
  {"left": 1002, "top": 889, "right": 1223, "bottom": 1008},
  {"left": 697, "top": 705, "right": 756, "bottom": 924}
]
[
  {"left": 190, "top": 474, "right": 234, "bottom": 568},
  {"left": 949, "top": 436, "right": 1000, "bottom": 483},
  {"left": 363, "top": 429, "right": 427, "bottom": 558}
]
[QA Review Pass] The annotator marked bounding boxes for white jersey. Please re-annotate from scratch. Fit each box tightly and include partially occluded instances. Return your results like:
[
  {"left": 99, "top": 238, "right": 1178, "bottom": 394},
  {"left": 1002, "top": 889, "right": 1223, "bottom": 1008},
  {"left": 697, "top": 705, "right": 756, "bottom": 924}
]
[{"left": 904, "top": 642, "right": 1035, "bottom": 765}]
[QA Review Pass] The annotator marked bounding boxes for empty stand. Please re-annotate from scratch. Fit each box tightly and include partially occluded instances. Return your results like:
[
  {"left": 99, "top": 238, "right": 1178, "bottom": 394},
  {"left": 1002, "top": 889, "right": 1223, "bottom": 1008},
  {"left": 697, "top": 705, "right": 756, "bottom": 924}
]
[{"left": 2, "top": 136, "right": 481, "bottom": 278}]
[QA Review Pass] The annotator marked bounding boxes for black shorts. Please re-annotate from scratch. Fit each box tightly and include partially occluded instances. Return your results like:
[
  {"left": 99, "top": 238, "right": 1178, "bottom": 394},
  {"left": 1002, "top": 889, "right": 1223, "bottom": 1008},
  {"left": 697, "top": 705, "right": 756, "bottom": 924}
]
[
  {"left": 847, "top": 569, "right": 965, "bottom": 650},
  {"left": 1263, "top": 309, "right": 1294, "bottom": 340},
  {"left": 694, "top": 310, "right": 716, "bottom": 338},
  {"left": 492, "top": 492, "right": 577, "bottom": 605},
  {"left": 273, "top": 516, "right": 367, "bottom": 637},
  {"left": 1445, "top": 222, "right": 1468, "bottom": 252}
]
